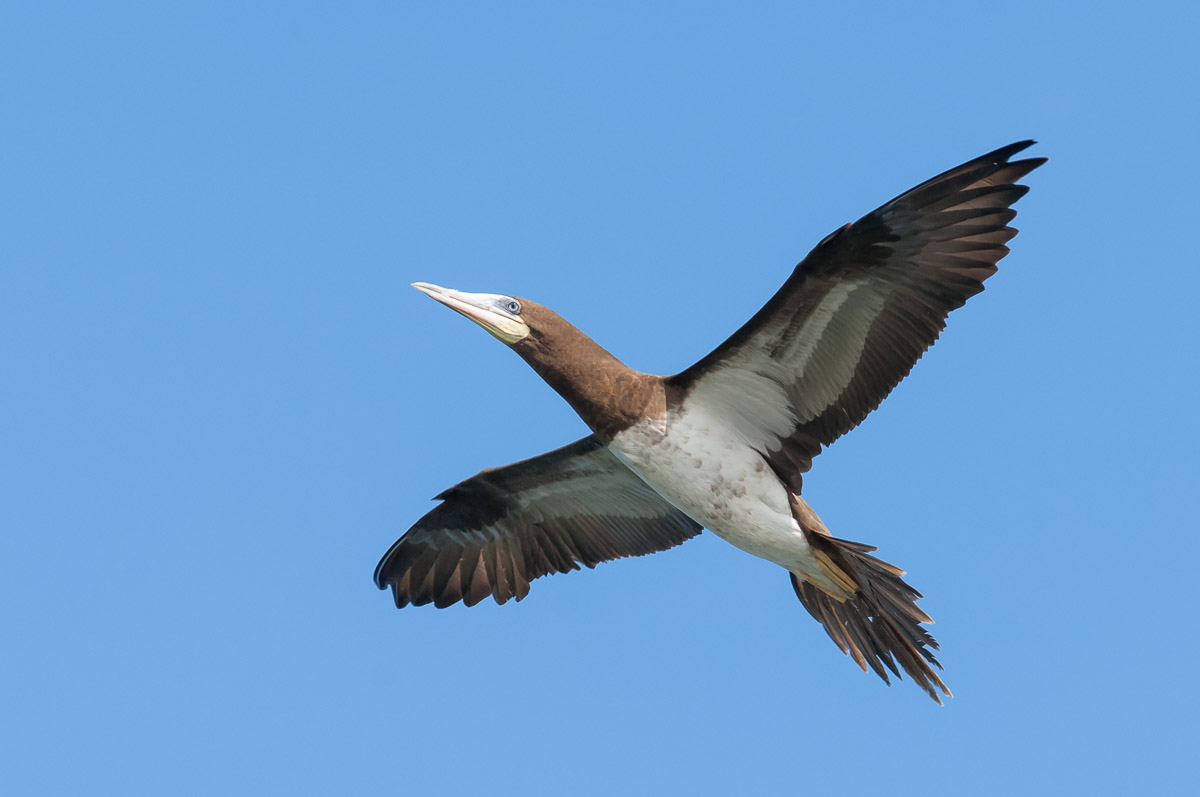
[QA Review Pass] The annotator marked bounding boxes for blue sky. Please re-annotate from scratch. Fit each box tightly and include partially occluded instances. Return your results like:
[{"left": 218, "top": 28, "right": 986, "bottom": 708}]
[{"left": 4, "top": 2, "right": 1198, "bottom": 794}]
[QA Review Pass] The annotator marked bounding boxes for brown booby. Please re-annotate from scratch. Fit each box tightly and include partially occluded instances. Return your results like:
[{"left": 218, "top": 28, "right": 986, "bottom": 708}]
[{"left": 376, "top": 141, "right": 1045, "bottom": 703}]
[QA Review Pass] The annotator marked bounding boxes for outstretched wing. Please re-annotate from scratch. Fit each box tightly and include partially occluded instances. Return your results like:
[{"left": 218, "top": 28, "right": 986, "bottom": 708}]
[
  {"left": 375, "top": 435, "right": 702, "bottom": 608},
  {"left": 671, "top": 141, "right": 1046, "bottom": 489}
]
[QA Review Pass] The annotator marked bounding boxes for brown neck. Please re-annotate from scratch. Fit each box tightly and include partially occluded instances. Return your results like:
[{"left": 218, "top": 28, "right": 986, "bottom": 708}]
[{"left": 510, "top": 301, "right": 664, "bottom": 440}]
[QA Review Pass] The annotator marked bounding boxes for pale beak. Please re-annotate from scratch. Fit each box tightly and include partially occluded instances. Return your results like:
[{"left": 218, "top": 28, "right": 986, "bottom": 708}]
[{"left": 412, "top": 282, "right": 530, "bottom": 344}]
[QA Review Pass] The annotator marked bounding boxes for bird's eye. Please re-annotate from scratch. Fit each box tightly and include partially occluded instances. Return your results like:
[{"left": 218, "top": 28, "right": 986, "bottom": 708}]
[{"left": 505, "top": 299, "right": 522, "bottom": 314}]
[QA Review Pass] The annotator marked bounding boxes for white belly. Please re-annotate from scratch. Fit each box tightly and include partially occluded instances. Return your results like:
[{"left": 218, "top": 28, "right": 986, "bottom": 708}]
[{"left": 608, "top": 404, "right": 817, "bottom": 573}]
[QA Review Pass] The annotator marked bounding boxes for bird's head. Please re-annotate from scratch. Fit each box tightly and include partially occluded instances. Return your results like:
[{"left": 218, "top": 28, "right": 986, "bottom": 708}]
[
  {"left": 411, "top": 282, "right": 531, "bottom": 345},
  {"left": 411, "top": 280, "right": 642, "bottom": 437}
]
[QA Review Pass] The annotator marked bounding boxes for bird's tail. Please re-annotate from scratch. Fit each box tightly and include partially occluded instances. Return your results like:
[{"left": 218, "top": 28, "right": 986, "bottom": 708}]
[{"left": 789, "top": 496, "right": 951, "bottom": 704}]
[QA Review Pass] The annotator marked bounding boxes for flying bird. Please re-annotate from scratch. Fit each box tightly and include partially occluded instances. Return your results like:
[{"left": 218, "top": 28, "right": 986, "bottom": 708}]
[{"left": 376, "top": 141, "right": 1045, "bottom": 703}]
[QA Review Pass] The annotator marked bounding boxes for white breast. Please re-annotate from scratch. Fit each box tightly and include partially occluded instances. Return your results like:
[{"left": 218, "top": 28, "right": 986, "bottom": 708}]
[{"left": 608, "top": 400, "right": 820, "bottom": 576}]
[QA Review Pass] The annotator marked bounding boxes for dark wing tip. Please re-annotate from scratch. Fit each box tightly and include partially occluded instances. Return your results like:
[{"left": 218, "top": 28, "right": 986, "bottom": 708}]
[
  {"left": 373, "top": 539, "right": 402, "bottom": 590},
  {"left": 908, "top": 139, "right": 1046, "bottom": 197},
  {"left": 976, "top": 139, "right": 1047, "bottom": 171},
  {"left": 984, "top": 139, "right": 1037, "bottom": 162},
  {"left": 974, "top": 142, "right": 1048, "bottom": 190}
]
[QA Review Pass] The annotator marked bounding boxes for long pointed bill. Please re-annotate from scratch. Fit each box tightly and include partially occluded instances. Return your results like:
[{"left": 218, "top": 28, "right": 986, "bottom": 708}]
[{"left": 412, "top": 282, "right": 530, "bottom": 344}]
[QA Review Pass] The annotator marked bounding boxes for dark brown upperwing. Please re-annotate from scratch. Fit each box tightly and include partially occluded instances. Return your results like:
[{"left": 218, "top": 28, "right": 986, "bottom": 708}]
[
  {"left": 374, "top": 435, "right": 702, "bottom": 608},
  {"left": 671, "top": 141, "right": 1046, "bottom": 490}
]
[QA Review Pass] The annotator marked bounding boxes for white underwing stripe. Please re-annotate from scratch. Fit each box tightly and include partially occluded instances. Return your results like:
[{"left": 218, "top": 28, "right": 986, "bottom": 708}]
[
  {"left": 788, "top": 281, "right": 888, "bottom": 421},
  {"left": 687, "top": 278, "right": 889, "bottom": 451}
]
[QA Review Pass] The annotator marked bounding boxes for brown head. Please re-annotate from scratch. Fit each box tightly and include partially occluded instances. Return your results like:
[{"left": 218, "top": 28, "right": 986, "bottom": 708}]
[{"left": 411, "top": 283, "right": 664, "bottom": 439}]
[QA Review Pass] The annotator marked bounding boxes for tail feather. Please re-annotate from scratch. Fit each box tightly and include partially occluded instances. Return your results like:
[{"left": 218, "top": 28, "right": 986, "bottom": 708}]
[{"left": 791, "top": 535, "right": 951, "bottom": 704}]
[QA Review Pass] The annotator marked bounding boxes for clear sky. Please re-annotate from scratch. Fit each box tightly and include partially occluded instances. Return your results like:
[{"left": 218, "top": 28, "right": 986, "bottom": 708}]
[{"left": 4, "top": 2, "right": 1198, "bottom": 795}]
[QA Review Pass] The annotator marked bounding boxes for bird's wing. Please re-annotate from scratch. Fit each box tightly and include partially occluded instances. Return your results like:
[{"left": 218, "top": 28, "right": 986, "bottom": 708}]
[
  {"left": 374, "top": 435, "right": 702, "bottom": 608},
  {"left": 670, "top": 141, "right": 1046, "bottom": 489}
]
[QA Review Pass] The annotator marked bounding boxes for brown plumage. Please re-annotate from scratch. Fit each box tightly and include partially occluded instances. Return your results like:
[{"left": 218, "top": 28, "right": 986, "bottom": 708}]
[
  {"left": 377, "top": 141, "right": 1046, "bottom": 703},
  {"left": 510, "top": 303, "right": 667, "bottom": 441}
]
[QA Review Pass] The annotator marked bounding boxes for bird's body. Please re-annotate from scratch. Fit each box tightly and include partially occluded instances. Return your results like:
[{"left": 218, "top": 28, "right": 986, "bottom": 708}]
[
  {"left": 377, "top": 142, "right": 1046, "bottom": 703},
  {"left": 609, "top": 391, "right": 830, "bottom": 590}
]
